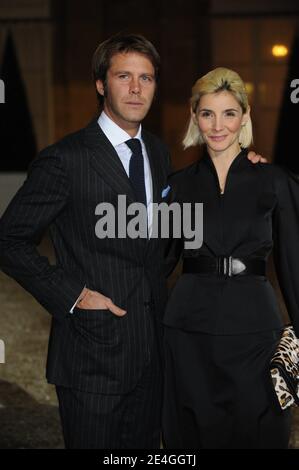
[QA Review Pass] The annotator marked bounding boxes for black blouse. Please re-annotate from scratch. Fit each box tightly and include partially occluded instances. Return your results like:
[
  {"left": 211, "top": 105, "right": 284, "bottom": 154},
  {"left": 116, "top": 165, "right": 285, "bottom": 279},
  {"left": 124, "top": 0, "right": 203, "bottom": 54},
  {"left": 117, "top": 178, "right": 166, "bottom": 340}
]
[{"left": 164, "top": 149, "right": 299, "bottom": 336}]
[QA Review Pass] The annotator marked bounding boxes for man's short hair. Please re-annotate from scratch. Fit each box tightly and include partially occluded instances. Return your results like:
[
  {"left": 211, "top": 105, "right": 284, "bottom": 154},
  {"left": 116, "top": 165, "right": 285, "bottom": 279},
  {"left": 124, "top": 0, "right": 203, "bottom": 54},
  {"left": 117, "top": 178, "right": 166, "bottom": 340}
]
[{"left": 92, "top": 33, "right": 160, "bottom": 106}]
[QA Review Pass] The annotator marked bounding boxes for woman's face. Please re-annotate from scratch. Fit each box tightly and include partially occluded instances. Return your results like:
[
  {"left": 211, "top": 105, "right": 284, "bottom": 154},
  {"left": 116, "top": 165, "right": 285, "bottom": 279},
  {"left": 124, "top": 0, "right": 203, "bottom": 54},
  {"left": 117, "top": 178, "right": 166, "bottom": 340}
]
[{"left": 194, "top": 90, "right": 249, "bottom": 154}]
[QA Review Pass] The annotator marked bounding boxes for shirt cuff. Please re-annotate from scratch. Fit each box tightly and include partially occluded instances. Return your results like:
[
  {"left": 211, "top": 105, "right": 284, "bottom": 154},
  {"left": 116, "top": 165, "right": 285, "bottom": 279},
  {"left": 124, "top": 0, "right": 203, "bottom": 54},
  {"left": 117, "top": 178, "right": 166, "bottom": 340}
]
[{"left": 69, "top": 285, "right": 86, "bottom": 313}]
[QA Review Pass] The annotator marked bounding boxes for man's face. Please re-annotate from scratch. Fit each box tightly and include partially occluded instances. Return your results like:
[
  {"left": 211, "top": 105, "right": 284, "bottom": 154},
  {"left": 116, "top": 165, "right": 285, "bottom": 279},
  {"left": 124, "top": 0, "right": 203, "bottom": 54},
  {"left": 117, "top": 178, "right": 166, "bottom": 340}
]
[{"left": 96, "top": 52, "right": 156, "bottom": 134}]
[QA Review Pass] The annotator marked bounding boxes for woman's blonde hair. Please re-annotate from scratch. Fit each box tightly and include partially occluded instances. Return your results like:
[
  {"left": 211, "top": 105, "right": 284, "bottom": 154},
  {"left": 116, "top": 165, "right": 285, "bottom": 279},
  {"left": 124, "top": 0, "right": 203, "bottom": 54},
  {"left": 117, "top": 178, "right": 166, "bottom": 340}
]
[{"left": 183, "top": 67, "right": 253, "bottom": 149}]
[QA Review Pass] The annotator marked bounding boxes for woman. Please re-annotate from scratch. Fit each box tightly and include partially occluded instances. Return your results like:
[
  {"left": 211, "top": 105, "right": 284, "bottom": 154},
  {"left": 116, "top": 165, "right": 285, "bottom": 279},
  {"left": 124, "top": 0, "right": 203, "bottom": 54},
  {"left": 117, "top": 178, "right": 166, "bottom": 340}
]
[{"left": 162, "top": 67, "right": 298, "bottom": 449}]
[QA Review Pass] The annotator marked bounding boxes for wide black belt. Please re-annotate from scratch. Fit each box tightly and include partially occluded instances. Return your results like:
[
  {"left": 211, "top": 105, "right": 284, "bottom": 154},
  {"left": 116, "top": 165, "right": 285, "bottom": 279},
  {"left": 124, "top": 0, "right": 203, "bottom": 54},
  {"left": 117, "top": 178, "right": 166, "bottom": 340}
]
[{"left": 182, "top": 256, "right": 266, "bottom": 277}]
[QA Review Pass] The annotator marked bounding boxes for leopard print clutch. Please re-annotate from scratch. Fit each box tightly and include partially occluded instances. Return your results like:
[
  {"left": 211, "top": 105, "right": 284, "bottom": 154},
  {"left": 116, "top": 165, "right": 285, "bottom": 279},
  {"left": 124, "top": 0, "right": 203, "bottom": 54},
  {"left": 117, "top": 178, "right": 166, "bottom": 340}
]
[{"left": 270, "top": 325, "right": 299, "bottom": 410}]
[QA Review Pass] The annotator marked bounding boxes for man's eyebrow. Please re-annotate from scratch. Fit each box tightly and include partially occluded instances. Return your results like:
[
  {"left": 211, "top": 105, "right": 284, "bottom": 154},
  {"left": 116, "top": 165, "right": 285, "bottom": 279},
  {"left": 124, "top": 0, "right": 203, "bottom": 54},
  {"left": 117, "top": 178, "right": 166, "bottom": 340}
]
[
  {"left": 113, "top": 70, "right": 130, "bottom": 74},
  {"left": 113, "top": 70, "right": 155, "bottom": 76}
]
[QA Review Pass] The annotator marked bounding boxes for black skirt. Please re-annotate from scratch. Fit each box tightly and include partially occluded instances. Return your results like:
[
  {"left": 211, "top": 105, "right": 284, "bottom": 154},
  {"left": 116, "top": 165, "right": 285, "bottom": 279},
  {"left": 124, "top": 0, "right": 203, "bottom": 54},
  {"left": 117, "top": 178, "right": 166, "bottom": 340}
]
[{"left": 162, "top": 327, "right": 291, "bottom": 449}]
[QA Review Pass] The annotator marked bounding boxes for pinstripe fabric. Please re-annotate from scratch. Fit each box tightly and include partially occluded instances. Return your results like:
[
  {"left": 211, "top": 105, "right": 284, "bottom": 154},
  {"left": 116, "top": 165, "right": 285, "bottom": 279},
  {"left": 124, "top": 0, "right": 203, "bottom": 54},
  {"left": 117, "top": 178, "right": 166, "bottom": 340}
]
[
  {"left": 56, "top": 307, "right": 163, "bottom": 449},
  {"left": 0, "top": 118, "right": 171, "bottom": 396}
]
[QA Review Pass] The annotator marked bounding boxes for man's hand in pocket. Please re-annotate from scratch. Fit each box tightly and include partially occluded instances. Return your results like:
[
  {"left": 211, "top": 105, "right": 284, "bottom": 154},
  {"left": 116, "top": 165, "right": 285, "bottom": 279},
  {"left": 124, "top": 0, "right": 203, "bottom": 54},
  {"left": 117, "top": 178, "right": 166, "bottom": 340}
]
[{"left": 76, "top": 287, "right": 126, "bottom": 317}]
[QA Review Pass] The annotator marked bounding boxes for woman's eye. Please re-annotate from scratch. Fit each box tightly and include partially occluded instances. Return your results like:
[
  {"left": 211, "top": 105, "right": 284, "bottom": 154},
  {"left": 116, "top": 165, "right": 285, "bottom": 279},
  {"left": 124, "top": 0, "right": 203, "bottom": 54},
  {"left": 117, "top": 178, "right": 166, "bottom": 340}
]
[
  {"left": 225, "top": 112, "right": 237, "bottom": 117},
  {"left": 200, "top": 112, "right": 212, "bottom": 118}
]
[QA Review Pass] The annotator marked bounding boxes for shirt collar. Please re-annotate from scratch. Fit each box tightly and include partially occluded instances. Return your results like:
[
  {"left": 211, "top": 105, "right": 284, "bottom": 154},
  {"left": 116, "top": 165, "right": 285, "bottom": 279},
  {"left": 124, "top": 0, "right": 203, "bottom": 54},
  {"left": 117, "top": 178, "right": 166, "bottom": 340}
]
[{"left": 98, "top": 111, "right": 142, "bottom": 148}]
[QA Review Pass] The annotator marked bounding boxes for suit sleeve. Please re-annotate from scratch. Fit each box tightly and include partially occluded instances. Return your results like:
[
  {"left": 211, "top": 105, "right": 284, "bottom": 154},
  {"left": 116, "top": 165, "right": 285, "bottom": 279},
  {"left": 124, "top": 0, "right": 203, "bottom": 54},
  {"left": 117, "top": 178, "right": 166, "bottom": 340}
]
[
  {"left": 0, "top": 151, "right": 85, "bottom": 320},
  {"left": 273, "top": 168, "right": 299, "bottom": 337}
]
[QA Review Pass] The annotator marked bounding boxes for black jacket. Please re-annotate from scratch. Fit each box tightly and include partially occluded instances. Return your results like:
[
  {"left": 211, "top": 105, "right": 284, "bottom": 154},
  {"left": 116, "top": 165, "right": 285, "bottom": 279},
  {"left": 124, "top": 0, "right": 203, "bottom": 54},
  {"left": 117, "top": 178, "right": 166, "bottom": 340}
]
[
  {"left": 0, "top": 118, "right": 171, "bottom": 394},
  {"left": 164, "top": 149, "right": 299, "bottom": 337}
]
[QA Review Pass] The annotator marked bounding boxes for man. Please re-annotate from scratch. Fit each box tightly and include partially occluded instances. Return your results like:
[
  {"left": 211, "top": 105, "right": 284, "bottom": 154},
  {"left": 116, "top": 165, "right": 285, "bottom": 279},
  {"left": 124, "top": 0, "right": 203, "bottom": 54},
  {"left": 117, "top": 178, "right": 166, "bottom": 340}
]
[{"left": 0, "top": 33, "right": 264, "bottom": 449}]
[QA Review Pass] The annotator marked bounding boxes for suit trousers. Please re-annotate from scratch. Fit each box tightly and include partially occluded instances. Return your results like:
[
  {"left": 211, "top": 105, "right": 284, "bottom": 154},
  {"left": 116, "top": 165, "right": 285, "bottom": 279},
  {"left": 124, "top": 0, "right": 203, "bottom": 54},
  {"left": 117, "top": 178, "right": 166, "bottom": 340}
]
[{"left": 56, "top": 306, "right": 163, "bottom": 449}]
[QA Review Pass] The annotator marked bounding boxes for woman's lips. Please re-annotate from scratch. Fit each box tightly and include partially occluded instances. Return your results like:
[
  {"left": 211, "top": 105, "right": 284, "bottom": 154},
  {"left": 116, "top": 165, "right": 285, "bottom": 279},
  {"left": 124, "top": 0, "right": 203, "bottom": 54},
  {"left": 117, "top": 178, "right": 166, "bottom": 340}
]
[{"left": 209, "top": 135, "right": 227, "bottom": 142}]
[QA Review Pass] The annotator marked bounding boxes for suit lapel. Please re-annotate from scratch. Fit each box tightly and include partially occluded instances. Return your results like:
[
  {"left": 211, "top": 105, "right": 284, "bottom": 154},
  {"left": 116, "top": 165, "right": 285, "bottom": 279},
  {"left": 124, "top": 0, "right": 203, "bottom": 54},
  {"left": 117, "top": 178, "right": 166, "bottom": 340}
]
[{"left": 83, "top": 118, "right": 136, "bottom": 204}]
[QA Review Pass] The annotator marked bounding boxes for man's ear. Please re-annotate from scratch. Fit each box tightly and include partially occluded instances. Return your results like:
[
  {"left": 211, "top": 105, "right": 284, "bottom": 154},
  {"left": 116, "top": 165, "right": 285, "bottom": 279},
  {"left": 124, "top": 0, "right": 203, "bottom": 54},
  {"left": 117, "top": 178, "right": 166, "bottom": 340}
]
[{"left": 96, "top": 80, "right": 105, "bottom": 97}]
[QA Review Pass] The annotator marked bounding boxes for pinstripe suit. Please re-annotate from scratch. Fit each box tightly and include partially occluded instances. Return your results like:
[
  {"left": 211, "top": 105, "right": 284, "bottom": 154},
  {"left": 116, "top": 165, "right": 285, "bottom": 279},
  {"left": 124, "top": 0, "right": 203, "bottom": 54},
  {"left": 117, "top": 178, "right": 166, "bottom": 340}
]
[{"left": 0, "top": 118, "right": 171, "bottom": 448}]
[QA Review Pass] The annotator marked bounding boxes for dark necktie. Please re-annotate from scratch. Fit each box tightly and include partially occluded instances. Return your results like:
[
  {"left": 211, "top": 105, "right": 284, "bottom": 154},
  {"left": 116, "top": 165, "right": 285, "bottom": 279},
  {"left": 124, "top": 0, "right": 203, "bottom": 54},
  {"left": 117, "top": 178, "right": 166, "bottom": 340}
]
[{"left": 126, "top": 138, "right": 147, "bottom": 207}]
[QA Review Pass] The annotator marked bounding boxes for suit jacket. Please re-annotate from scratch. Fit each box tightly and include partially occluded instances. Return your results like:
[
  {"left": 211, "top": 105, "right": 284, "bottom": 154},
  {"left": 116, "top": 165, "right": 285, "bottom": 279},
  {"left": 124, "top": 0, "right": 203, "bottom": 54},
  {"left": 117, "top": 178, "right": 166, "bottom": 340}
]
[
  {"left": 164, "top": 149, "right": 299, "bottom": 337},
  {"left": 0, "top": 118, "right": 171, "bottom": 394}
]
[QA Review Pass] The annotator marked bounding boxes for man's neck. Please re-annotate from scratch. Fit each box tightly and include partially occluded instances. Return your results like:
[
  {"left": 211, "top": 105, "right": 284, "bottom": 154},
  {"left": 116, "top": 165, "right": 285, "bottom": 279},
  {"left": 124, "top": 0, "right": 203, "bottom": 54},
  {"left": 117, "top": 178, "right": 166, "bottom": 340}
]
[{"left": 103, "top": 110, "right": 140, "bottom": 138}]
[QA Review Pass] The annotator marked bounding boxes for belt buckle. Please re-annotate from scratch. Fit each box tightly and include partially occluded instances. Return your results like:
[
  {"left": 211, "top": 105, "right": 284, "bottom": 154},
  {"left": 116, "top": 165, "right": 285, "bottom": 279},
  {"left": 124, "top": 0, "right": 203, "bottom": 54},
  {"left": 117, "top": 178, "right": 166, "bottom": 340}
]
[{"left": 218, "top": 256, "right": 233, "bottom": 277}]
